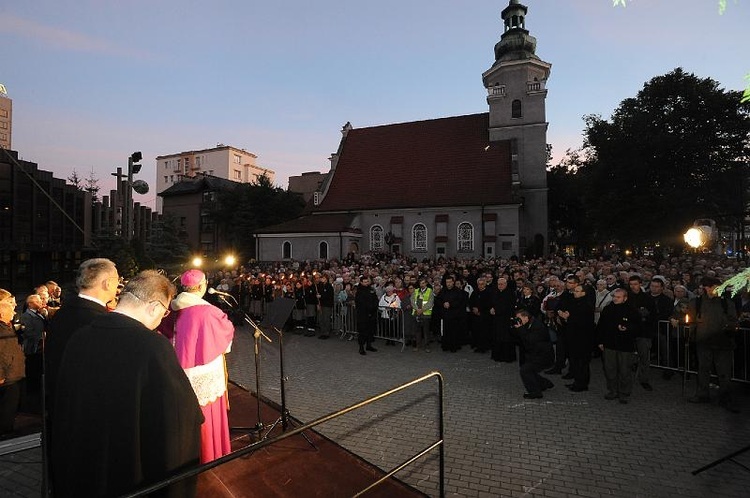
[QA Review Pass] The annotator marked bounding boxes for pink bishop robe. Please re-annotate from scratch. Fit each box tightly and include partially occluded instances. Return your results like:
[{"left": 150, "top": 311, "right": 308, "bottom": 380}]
[{"left": 159, "top": 291, "right": 235, "bottom": 463}]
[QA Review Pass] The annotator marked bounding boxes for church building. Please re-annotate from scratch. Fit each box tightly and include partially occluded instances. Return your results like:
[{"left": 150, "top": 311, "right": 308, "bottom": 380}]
[{"left": 256, "top": 0, "right": 550, "bottom": 262}]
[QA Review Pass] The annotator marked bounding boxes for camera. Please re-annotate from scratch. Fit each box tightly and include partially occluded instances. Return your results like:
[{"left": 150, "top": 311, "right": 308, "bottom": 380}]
[{"left": 510, "top": 316, "right": 523, "bottom": 327}]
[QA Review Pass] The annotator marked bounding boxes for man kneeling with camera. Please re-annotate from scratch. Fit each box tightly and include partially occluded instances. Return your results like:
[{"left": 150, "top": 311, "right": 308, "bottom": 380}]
[{"left": 512, "top": 309, "right": 555, "bottom": 399}]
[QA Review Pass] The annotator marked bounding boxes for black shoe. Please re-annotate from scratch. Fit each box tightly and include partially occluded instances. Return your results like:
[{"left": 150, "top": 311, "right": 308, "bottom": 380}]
[
  {"left": 359, "top": 347, "right": 366, "bottom": 355},
  {"left": 641, "top": 382, "right": 653, "bottom": 391},
  {"left": 545, "top": 368, "right": 562, "bottom": 375},
  {"left": 604, "top": 392, "right": 618, "bottom": 400},
  {"left": 523, "top": 392, "right": 543, "bottom": 399},
  {"left": 619, "top": 397, "right": 629, "bottom": 404},
  {"left": 565, "top": 383, "right": 575, "bottom": 388},
  {"left": 541, "top": 380, "right": 554, "bottom": 391},
  {"left": 561, "top": 373, "right": 575, "bottom": 380},
  {"left": 569, "top": 385, "right": 588, "bottom": 392},
  {"left": 366, "top": 346, "right": 377, "bottom": 352},
  {"left": 318, "top": 335, "right": 329, "bottom": 340}
]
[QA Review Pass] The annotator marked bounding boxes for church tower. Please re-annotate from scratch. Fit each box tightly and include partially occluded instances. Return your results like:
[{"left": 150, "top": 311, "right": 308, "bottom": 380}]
[{"left": 482, "top": 0, "right": 551, "bottom": 257}]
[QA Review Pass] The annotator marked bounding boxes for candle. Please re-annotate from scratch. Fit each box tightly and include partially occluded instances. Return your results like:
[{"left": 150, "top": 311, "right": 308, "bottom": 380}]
[{"left": 685, "top": 314, "right": 689, "bottom": 324}]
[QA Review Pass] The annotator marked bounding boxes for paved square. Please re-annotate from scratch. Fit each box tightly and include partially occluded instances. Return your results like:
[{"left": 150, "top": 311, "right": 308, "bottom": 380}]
[{"left": 3, "top": 323, "right": 749, "bottom": 497}]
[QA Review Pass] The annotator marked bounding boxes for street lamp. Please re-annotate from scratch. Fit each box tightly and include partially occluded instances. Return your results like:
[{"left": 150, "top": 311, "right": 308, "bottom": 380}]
[{"left": 684, "top": 227, "right": 705, "bottom": 249}]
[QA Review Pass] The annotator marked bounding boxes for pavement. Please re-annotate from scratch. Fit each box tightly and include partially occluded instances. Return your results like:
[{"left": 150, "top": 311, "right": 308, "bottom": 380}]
[{"left": 2, "top": 323, "right": 749, "bottom": 497}]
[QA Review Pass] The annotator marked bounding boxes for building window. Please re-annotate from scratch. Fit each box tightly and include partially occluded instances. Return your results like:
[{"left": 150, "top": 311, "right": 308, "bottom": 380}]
[
  {"left": 282, "top": 241, "right": 292, "bottom": 259},
  {"left": 233, "top": 154, "right": 241, "bottom": 164},
  {"left": 502, "top": 241, "right": 513, "bottom": 251},
  {"left": 457, "top": 222, "right": 474, "bottom": 252},
  {"left": 319, "top": 241, "right": 328, "bottom": 259},
  {"left": 195, "top": 156, "right": 202, "bottom": 167},
  {"left": 370, "top": 225, "right": 384, "bottom": 251},
  {"left": 512, "top": 99, "right": 522, "bottom": 118},
  {"left": 163, "top": 176, "right": 168, "bottom": 183},
  {"left": 412, "top": 223, "right": 427, "bottom": 252},
  {"left": 233, "top": 170, "right": 242, "bottom": 180}
]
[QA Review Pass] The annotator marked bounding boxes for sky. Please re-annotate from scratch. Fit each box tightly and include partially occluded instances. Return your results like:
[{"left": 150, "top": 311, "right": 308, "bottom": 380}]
[{"left": 1, "top": 0, "right": 748, "bottom": 211}]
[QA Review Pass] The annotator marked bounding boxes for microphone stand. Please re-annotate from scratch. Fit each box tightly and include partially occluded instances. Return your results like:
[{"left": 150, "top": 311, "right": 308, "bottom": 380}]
[{"left": 217, "top": 294, "right": 272, "bottom": 438}]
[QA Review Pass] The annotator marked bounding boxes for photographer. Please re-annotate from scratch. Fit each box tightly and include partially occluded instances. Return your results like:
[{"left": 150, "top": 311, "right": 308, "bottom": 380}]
[{"left": 511, "top": 309, "right": 554, "bottom": 399}]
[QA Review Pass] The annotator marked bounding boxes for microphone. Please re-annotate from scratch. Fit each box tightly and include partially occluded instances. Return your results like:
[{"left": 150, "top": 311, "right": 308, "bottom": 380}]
[{"left": 207, "top": 287, "right": 232, "bottom": 298}]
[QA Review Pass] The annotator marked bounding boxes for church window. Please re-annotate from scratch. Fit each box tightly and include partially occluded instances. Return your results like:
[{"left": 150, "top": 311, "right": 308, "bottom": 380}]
[
  {"left": 319, "top": 241, "right": 328, "bottom": 259},
  {"left": 412, "top": 223, "right": 427, "bottom": 252},
  {"left": 458, "top": 222, "right": 474, "bottom": 252},
  {"left": 282, "top": 241, "right": 292, "bottom": 259},
  {"left": 370, "top": 225, "right": 384, "bottom": 251},
  {"left": 512, "top": 100, "right": 522, "bottom": 118}
]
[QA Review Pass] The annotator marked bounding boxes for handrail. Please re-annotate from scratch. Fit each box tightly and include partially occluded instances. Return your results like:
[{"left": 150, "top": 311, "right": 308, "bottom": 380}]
[{"left": 121, "top": 371, "right": 445, "bottom": 498}]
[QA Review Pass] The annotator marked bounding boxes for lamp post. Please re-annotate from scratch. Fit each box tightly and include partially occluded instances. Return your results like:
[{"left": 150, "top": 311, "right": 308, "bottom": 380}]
[{"left": 112, "top": 152, "right": 144, "bottom": 241}]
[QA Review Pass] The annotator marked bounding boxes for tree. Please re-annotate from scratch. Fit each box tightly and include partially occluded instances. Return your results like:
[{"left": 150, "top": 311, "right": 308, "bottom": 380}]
[
  {"left": 84, "top": 168, "right": 100, "bottom": 202},
  {"left": 146, "top": 212, "right": 190, "bottom": 270},
  {"left": 576, "top": 68, "right": 750, "bottom": 247},
  {"left": 67, "top": 170, "right": 83, "bottom": 189},
  {"left": 211, "top": 176, "right": 306, "bottom": 260}
]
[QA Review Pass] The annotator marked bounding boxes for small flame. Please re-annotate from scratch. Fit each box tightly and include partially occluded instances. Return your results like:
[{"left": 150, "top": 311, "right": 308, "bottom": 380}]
[{"left": 685, "top": 314, "right": 689, "bottom": 324}]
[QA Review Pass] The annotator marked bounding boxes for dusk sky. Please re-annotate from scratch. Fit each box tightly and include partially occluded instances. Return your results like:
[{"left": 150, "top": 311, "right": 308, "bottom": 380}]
[{"left": 2, "top": 1, "right": 748, "bottom": 210}]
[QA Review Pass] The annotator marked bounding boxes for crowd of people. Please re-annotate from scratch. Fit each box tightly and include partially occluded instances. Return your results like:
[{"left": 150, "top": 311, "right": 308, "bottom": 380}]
[
  {"left": 0, "top": 251, "right": 747, "bottom": 495},
  {"left": 203, "top": 251, "right": 748, "bottom": 411}
]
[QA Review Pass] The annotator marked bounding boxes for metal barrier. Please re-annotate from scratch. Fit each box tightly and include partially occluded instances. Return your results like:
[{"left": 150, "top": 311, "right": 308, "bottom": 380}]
[
  {"left": 334, "top": 302, "right": 407, "bottom": 351},
  {"left": 122, "top": 371, "right": 446, "bottom": 498},
  {"left": 653, "top": 320, "right": 749, "bottom": 383}
]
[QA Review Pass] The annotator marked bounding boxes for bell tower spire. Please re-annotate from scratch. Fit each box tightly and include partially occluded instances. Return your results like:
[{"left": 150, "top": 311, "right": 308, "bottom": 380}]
[{"left": 482, "top": 0, "right": 551, "bottom": 257}]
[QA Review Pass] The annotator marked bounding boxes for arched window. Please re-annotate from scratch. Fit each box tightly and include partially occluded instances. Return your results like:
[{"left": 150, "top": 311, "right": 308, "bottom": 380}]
[
  {"left": 370, "top": 225, "right": 384, "bottom": 251},
  {"left": 512, "top": 99, "right": 522, "bottom": 118},
  {"left": 282, "top": 241, "right": 292, "bottom": 260},
  {"left": 457, "top": 222, "right": 474, "bottom": 252},
  {"left": 412, "top": 223, "right": 427, "bottom": 252},
  {"left": 319, "top": 241, "right": 328, "bottom": 260}
]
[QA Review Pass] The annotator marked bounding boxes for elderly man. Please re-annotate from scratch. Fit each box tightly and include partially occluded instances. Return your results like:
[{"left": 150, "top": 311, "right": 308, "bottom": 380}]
[
  {"left": 45, "top": 258, "right": 120, "bottom": 419},
  {"left": 52, "top": 270, "right": 203, "bottom": 497},
  {"left": 19, "top": 294, "right": 46, "bottom": 354},
  {"left": 597, "top": 288, "right": 640, "bottom": 404},
  {"left": 685, "top": 276, "right": 740, "bottom": 413},
  {"left": 158, "top": 269, "right": 235, "bottom": 463}
]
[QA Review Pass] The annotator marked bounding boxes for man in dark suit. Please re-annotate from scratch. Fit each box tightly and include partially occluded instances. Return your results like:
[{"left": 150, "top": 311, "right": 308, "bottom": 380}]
[
  {"left": 45, "top": 258, "right": 120, "bottom": 410},
  {"left": 44, "top": 257, "right": 120, "bottom": 492}
]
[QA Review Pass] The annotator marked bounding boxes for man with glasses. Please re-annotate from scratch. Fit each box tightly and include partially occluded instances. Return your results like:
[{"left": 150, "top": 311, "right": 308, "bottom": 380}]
[
  {"left": 52, "top": 270, "right": 203, "bottom": 497},
  {"left": 158, "top": 269, "right": 235, "bottom": 463}
]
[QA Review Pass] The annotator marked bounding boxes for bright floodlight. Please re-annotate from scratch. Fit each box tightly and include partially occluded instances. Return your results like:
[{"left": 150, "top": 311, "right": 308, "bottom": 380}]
[
  {"left": 192, "top": 257, "right": 203, "bottom": 267},
  {"left": 224, "top": 255, "right": 236, "bottom": 266},
  {"left": 684, "top": 228, "right": 704, "bottom": 248}
]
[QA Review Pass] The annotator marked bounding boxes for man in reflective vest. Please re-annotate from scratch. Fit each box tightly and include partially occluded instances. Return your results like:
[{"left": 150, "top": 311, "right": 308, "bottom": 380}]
[{"left": 411, "top": 278, "right": 434, "bottom": 352}]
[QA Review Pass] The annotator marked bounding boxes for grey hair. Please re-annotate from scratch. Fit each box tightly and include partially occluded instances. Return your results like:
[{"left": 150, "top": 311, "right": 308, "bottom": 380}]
[{"left": 76, "top": 258, "right": 117, "bottom": 291}]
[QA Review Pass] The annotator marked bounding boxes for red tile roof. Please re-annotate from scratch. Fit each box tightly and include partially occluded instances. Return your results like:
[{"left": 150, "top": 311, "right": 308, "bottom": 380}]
[
  {"left": 316, "top": 113, "right": 513, "bottom": 212},
  {"left": 257, "top": 213, "right": 359, "bottom": 234}
]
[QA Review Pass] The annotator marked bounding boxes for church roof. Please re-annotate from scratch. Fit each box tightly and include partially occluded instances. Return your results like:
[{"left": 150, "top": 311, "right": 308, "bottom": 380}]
[
  {"left": 316, "top": 113, "right": 513, "bottom": 212},
  {"left": 257, "top": 213, "right": 359, "bottom": 234}
]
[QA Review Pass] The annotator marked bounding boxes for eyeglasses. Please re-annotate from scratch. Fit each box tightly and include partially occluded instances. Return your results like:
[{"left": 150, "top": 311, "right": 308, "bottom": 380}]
[{"left": 123, "top": 291, "right": 171, "bottom": 317}]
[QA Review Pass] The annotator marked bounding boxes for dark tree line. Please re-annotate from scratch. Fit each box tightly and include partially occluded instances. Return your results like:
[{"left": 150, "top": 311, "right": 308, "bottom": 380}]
[
  {"left": 549, "top": 67, "right": 750, "bottom": 252},
  {"left": 210, "top": 174, "right": 306, "bottom": 260}
]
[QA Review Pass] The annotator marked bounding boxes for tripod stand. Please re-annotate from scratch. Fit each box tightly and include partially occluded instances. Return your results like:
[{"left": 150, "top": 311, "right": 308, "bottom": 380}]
[
  {"left": 261, "top": 298, "right": 316, "bottom": 449},
  {"left": 215, "top": 293, "right": 272, "bottom": 438}
]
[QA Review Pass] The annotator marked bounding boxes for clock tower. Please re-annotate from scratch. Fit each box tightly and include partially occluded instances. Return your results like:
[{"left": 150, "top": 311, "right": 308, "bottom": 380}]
[{"left": 482, "top": 0, "right": 551, "bottom": 256}]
